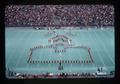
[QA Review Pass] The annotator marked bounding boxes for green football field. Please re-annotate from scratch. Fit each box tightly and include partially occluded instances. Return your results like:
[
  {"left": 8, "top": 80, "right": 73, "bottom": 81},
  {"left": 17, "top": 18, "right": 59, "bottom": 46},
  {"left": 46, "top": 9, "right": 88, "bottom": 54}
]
[{"left": 5, "top": 27, "right": 115, "bottom": 77}]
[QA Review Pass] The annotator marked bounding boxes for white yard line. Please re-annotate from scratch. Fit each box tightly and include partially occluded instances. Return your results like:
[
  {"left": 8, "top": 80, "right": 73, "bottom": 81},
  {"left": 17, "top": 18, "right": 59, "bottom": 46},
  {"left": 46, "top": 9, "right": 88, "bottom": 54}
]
[
  {"left": 25, "top": 30, "right": 35, "bottom": 68},
  {"left": 86, "top": 32, "right": 96, "bottom": 68},
  {"left": 76, "top": 32, "right": 84, "bottom": 70},
  {"left": 48, "top": 46, "right": 51, "bottom": 72},
  {"left": 77, "top": 47, "right": 84, "bottom": 72},
  {"left": 88, "top": 30, "right": 106, "bottom": 68},
  {"left": 100, "top": 30, "right": 114, "bottom": 65},
  {"left": 68, "top": 48, "right": 72, "bottom": 73},
  {"left": 47, "top": 36, "right": 52, "bottom": 69},
  {"left": 105, "top": 30, "right": 114, "bottom": 60},
  {"left": 95, "top": 30, "right": 114, "bottom": 65},
  {"left": 87, "top": 31, "right": 101, "bottom": 73}
]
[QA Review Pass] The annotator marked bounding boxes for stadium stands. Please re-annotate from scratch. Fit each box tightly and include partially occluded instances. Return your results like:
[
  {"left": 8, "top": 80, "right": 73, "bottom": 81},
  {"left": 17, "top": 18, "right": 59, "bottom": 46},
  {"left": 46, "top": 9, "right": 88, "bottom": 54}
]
[
  {"left": 5, "top": 5, "right": 114, "bottom": 79},
  {"left": 5, "top": 5, "right": 114, "bottom": 28},
  {"left": 7, "top": 69, "right": 114, "bottom": 79}
]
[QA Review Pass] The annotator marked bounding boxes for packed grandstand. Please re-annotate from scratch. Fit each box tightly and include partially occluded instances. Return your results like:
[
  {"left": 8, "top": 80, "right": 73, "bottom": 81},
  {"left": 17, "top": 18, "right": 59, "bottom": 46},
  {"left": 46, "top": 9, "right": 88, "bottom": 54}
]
[{"left": 5, "top": 5, "right": 114, "bottom": 27}]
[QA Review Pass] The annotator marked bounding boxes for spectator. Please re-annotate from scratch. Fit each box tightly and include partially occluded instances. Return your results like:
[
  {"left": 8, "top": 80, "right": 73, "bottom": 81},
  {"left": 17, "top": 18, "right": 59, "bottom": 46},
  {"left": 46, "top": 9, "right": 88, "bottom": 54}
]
[{"left": 5, "top": 5, "right": 114, "bottom": 28}]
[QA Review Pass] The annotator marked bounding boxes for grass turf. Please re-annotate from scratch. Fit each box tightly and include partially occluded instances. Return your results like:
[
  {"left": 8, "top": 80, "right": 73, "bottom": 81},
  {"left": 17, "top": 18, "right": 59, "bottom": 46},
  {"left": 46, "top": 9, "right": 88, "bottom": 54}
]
[{"left": 5, "top": 27, "right": 114, "bottom": 75}]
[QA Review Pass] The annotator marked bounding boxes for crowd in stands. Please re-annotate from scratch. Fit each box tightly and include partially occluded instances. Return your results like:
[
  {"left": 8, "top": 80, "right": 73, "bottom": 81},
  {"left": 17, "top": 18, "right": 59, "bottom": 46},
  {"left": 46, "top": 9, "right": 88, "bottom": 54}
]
[
  {"left": 7, "top": 68, "right": 114, "bottom": 79},
  {"left": 5, "top": 5, "right": 114, "bottom": 27},
  {"left": 7, "top": 71, "right": 96, "bottom": 79}
]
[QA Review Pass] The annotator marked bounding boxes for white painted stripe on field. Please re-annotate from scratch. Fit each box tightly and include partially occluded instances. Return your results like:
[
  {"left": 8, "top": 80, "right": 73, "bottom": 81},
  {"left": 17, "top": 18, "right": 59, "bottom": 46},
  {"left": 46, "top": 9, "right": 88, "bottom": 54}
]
[
  {"left": 87, "top": 31, "right": 96, "bottom": 69},
  {"left": 104, "top": 30, "right": 114, "bottom": 60},
  {"left": 100, "top": 30, "right": 114, "bottom": 65},
  {"left": 76, "top": 32, "right": 84, "bottom": 70},
  {"left": 95, "top": 30, "right": 114, "bottom": 65},
  {"left": 92, "top": 30, "right": 108, "bottom": 70},
  {"left": 69, "top": 48, "right": 72, "bottom": 73},
  {"left": 88, "top": 30, "right": 106, "bottom": 68},
  {"left": 26, "top": 30, "right": 35, "bottom": 68},
  {"left": 87, "top": 32, "right": 98, "bottom": 72},
  {"left": 48, "top": 44, "right": 51, "bottom": 71}
]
